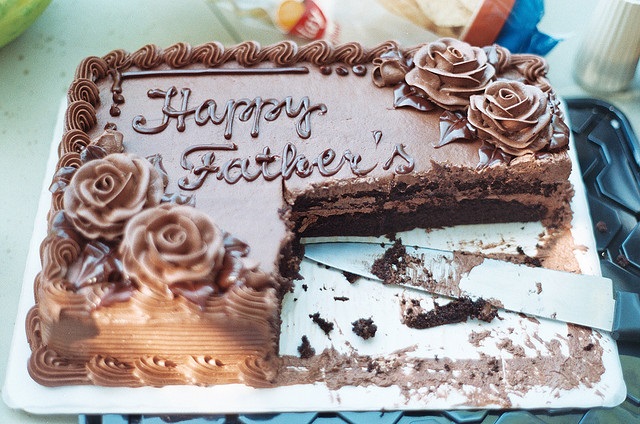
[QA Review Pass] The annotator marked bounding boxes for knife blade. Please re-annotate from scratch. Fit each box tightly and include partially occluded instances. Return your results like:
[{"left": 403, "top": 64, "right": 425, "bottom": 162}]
[{"left": 303, "top": 241, "right": 638, "bottom": 338}]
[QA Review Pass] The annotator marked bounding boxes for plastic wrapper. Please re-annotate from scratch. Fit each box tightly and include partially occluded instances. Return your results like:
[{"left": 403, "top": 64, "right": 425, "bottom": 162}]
[
  {"left": 376, "top": 0, "right": 558, "bottom": 54},
  {"left": 205, "top": 0, "right": 558, "bottom": 55},
  {"left": 206, "top": 0, "right": 340, "bottom": 44}
]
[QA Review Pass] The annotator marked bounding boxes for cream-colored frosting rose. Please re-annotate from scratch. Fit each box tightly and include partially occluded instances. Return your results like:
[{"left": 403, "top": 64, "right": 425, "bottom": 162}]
[
  {"left": 405, "top": 38, "right": 495, "bottom": 111},
  {"left": 119, "top": 204, "right": 225, "bottom": 296},
  {"left": 63, "top": 153, "right": 164, "bottom": 240},
  {"left": 467, "top": 80, "right": 553, "bottom": 156}
]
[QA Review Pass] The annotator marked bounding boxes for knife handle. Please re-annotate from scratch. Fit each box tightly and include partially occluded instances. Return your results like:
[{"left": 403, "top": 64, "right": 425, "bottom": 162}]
[{"left": 612, "top": 291, "right": 640, "bottom": 341}]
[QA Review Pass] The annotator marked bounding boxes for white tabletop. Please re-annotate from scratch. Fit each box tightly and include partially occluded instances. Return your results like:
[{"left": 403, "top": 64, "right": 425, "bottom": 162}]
[{"left": 1, "top": 0, "right": 638, "bottom": 422}]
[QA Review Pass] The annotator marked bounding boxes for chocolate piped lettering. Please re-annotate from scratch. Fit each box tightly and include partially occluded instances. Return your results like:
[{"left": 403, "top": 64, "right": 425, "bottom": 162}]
[
  {"left": 344, "top": 150, "right": 377, "bottom": 176},
  {"left": 178, "top": 143, "right": 379, "bottom": 188},
  {"left": 132, "top": 87, "right": 327, "bottom": 139},
  {"left": 383, "top": 144, "right": 415, "bottom": 174}
]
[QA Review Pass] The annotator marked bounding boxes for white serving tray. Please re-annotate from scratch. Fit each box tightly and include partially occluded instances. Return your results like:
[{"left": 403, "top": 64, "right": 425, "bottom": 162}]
[{"left": 2, "top": 102, "right": 626, "bottom": 414}]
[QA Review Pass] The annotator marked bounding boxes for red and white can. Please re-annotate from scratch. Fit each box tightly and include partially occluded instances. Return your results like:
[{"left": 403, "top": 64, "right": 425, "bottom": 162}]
[{"left": 276, "top": 0, "right": 329, "bottom": 40}]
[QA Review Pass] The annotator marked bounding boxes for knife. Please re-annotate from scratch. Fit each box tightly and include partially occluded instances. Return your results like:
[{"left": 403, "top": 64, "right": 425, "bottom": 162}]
[{"left": 303, "top": 241, "right": 640, "bottom": 340}]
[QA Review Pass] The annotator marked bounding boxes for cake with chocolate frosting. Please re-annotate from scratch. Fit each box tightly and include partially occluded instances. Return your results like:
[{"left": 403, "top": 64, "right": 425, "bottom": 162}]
[{"left": 26, "top": 38, "right": 572, "bottom": 388}]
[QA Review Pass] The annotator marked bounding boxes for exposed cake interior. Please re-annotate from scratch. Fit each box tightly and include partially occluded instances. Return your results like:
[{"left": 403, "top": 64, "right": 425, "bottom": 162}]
[{"left": 27, "top": 38, "right": 573, "bottom": 388}]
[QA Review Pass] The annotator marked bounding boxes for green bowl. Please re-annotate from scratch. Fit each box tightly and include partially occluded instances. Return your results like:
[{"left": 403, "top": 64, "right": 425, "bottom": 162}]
[{"left": 0, "top": 0, "right": 52, "bottom": 48}]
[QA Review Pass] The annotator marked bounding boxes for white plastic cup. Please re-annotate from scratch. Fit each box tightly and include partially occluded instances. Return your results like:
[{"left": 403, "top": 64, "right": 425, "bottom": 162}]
[{"left": 574, "top": 0, "right": 640, "bottom": 93}]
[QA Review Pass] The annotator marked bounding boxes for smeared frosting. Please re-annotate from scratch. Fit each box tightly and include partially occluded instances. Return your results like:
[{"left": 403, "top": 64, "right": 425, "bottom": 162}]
[
  {"left": 405, "top": 38, "right": 496, "bottom": 111},
  {"left": 63, "top": 153, "right": 164, "bottom": 240},
  {"left": 467, "top": 81, "right": 553, "bottom": 156},
  {"left": 119, "top": 203, "right": 225, "bottom": 298},
  {"left": 277, "top": 324, "right": 605, "bottom": 407}
]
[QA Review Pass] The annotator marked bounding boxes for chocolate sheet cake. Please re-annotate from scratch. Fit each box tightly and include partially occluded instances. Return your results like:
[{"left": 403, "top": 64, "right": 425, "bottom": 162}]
[{"left": 26, "top": 37, "right": 574, "bottom": 388}]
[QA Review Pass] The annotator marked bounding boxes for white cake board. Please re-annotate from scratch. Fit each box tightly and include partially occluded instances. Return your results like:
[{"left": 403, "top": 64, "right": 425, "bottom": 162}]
[{"left": 2, "top": 101, "right": 626, "bottom": 414}]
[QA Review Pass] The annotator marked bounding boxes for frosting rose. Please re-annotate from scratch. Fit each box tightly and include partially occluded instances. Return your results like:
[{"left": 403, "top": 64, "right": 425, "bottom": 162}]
[
  {"left": 467, "top": 80, "right": 553, "bottom": 156},
  {"left": 372, "top": 50, "right": 410, "bottom": 88},
  {"left": 405, "top": 38, "right": 495, "bottom": 111},
  {"left": 119, "top": 204, "right": 225, "bottom": 296},
  {"left": 63, "top": 153, "right": 164, "bottom": 240}
]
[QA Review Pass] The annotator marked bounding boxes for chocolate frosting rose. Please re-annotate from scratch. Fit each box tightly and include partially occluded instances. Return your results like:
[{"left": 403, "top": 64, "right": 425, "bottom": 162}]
[
  {"left": 63, "top": 153, "right": 164, "bottom": 240},
  {"left": 119, "top": 204, "right": 226, "bottom": 297},
  {"left": 372, "top": 50, "right": 410, "bottom": 88},
  {"left": 467, "top": 80, "right": 554, "bottom": 156},
  {"left": 405, "top": 38, "right": 495, "bottom": 111}
]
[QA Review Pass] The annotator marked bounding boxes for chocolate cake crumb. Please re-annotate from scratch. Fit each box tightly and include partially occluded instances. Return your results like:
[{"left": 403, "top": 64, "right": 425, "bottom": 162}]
[
  {"left": 371, "top": 239, "right": 407, "bottom": 282},
  {"left": 309, "top": 312, "right": 334, "bottom": 335},
  {"left": 488, "top": 357, "right": 500, "bottom": 374},
  {"left": 334, "top": 296, "right": 349, "bottom": 302},
  {"left": 596, "top": 221, "right": 608, "bottom": 233},
  {"left": 343, "top": 271, "right": 360, "bottom": 283},
  {"left": 367, "top": 360, "right": 381, "bottom": 374},
  {"left": 297, "top": 335, "right": 315, "bottom": 359},
  {"left": 584, "top": 342, "right": 594, "bottom": 351},
  {"left": 352, "top": 318, "right": 378, "bottom": 339},
  {"left": 403, "top": 297, "right": 498, "bottom": 329},
  {"left": 524, "top": 256, "right": 542, "bottom": 267},
  {"left": 301, "top": 284, "right": 308, "bottom": 292}
]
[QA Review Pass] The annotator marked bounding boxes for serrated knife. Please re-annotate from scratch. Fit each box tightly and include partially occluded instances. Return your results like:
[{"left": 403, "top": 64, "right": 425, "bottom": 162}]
[{"left": 303, "top": 242, "right": 640, "bottom": 340}]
